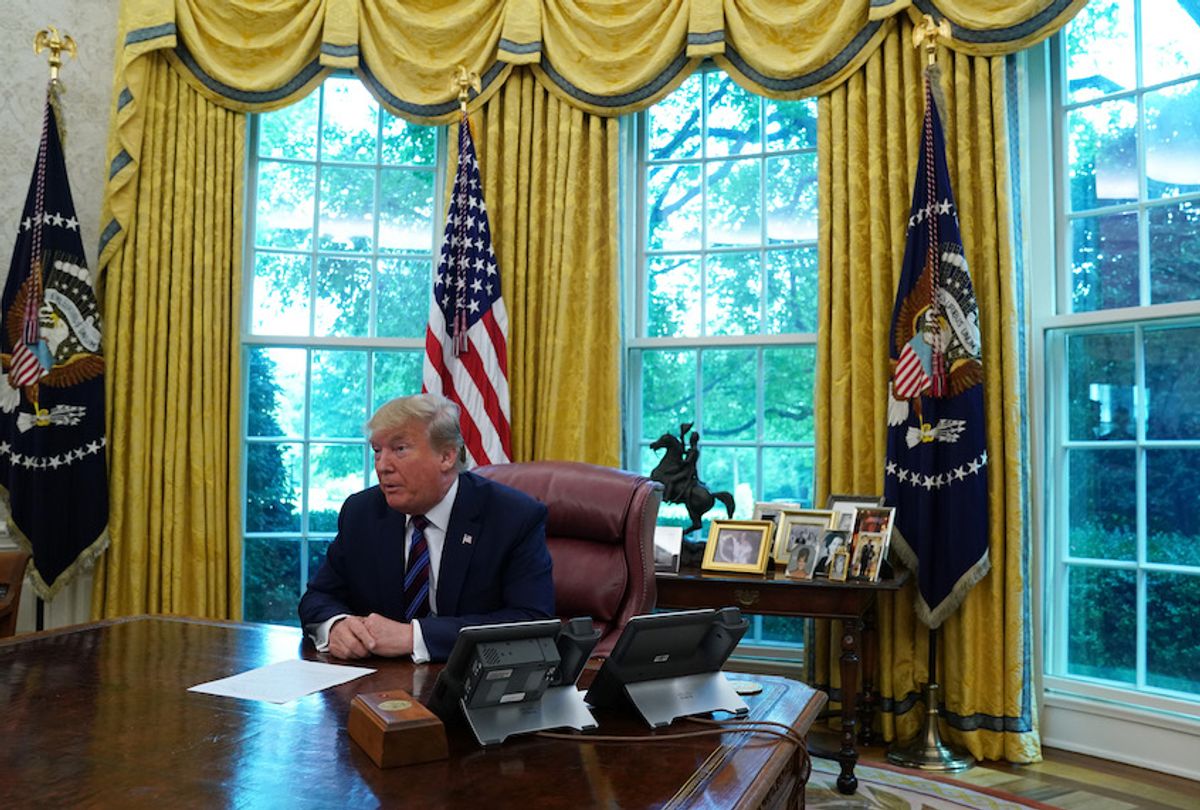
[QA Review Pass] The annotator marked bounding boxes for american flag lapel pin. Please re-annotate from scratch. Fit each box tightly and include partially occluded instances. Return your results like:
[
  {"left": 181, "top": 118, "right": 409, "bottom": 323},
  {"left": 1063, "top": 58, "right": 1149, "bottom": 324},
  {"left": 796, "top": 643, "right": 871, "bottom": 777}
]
[{"left": 462, "top": 533, "right": 473, "bottom": 545}]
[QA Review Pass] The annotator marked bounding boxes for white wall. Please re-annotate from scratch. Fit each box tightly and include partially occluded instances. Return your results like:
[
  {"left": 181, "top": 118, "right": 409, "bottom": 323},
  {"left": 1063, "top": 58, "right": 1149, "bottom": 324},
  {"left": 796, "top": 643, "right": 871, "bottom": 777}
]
[{"left": 1, "top": 1, "right": 120, "bottom": 630}]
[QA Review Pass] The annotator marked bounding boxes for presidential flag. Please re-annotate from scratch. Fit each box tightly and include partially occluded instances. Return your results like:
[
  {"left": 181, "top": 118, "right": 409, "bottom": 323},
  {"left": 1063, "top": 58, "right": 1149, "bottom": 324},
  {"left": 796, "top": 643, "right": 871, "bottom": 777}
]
[
  {"left": 422, "top": 111, "right": 512, "bottom": 466},
  {"left": 1, "top": 88, "right": 109, "bottom": 598},
  {"left": 883, "top": 69, "right": 989, "bottom": 629}
]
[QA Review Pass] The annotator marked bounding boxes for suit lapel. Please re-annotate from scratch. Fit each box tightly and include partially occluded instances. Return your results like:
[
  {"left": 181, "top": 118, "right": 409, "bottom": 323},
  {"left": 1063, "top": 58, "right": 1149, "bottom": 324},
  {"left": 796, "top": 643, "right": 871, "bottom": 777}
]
[{"left": 436, "top": 472, "right": 482, "bottom": 616}]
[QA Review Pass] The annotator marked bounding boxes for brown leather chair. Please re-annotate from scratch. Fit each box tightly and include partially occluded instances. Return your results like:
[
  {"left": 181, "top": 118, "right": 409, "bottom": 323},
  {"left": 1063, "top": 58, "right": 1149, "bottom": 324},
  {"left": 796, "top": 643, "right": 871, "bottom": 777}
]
[
  {"left": 0, "top": 548, "right": 32, "bottom": 638},
  {"left": 474, "top": 460, "right": 662, "bottom": 658}
]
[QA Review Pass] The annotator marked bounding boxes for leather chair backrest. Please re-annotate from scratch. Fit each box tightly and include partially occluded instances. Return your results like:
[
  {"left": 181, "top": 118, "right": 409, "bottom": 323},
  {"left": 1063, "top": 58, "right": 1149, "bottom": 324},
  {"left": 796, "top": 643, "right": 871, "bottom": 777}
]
[
  {"left": 0, "top": 549, "right": 32, "bottom": 638},
  {"left": 474, "top": 460, "right": 662, "bottom": 656}
]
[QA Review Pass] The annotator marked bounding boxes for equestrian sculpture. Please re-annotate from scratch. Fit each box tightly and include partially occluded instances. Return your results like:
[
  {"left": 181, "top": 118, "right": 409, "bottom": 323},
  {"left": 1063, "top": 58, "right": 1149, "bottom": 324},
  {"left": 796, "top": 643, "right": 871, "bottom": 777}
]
[{"left": 649, "top": 423, "right": 735, "bottom": 534}]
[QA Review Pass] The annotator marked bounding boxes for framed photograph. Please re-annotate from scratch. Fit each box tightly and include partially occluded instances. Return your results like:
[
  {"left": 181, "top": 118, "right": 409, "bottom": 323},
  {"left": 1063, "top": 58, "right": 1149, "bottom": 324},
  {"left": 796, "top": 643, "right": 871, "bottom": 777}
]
[
  {"left": 826, "top": 493, "right": 885, "bottom": 531},
  {"left": 653, "top": 525, "right": 683, "bottom": 573},
  {"left": 828, "top": 547, "right": 851, "bottom": 582},
  {"left": 813, "top": 529, "right": 851, "bottom": 576},
  {"left": 775, "top": 509, "right": 836, "bottom": 565},
  {"left": 850, "top": 506, "right": 895, "bottom": 541},
  {"left": 701, "top": 520, "right": 774, "bottom": 574},
  {"left": 786, "top": 537, "right": 818, "bottom": 580},
  {"left": 849, "top": 531, "right": 889, "bottom": 582}
]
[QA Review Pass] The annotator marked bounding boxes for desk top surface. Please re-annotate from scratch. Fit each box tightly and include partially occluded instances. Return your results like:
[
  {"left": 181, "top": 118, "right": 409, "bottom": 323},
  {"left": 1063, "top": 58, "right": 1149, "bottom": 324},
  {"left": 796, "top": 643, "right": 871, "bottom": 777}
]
[{"left": 1, "top": 615, "right": 825, "bottom": 809}]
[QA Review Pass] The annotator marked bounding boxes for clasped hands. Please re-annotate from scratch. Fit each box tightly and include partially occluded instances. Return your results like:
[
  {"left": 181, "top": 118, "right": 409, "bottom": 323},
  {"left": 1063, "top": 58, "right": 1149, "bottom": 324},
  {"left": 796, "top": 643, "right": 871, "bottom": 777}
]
[{"left": 328, "top": 613, "right": 413, "bottom": 659}]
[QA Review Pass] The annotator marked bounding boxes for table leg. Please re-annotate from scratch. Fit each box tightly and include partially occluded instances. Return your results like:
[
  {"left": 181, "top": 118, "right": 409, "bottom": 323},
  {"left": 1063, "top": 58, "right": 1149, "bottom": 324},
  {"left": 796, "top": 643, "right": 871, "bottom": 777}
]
[
  {"left": 836, "top": 618, "right": 860, "bottom": 795},
  {"left": 858, "top": 607, "right": 878, "bottom": 746}
]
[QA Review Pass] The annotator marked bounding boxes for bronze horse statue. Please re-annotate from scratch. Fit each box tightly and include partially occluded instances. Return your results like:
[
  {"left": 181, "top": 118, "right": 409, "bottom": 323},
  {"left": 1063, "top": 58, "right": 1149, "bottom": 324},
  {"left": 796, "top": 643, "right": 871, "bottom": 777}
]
[{"left": 649, "top": 424, "right": 735, "bottom": 534}]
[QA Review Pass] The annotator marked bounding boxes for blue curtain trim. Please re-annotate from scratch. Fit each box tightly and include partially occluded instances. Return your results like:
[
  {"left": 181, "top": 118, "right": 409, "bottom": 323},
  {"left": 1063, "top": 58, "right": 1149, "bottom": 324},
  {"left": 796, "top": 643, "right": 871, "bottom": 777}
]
[
  {"left": 913, "top": 0, "right": 1078, "bottom": 45},
  {"left": 98, "top": 219, "right": 121, "bottom": 258},
  {"left": 108, "top": 149, "right": 132, "bottom": 180},
  {"left": 358, "top": 59, "right": 506, "bottom": 118},
  {"left": 721, "top": 21, "right": 882, "bottom": 93},
  {"left": 320, "top": 42, "right": 359, "bottom": 58},
  {"left": 498, "top": 38, "right": 542, "bottom": 55},
  {"left": 125, "top": 22, "right": 176, "bottom": 47},
  {"left": 687, "top": 30, "right": 725, "bottom": 46},
  {"left": 117, "top": 88, "right": 133, "bottom": 112},
  {"left": 172, "top": 42, "right": 325, "bottom": 105},
  {"left": 537, "top": 51, "right": 691, "bottom": 109}
]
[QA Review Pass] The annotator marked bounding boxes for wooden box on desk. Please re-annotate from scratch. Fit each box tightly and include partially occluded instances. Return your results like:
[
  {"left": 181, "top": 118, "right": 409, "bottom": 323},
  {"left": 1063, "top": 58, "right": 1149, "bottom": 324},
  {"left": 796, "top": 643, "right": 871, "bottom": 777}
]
[{"left": 348, "top": 690, "right": 448, "bottom": 768}]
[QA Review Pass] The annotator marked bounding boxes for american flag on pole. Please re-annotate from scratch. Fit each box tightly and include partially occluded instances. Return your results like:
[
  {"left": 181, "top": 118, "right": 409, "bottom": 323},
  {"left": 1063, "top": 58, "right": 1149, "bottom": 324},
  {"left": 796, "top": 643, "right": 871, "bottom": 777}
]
[
  {"left": 883, "top": 68, "right": 989, "bottom": 629},
  {"left": 1, "top": 86, "right": 109, "bottom": 598},
  {"left": 422, "top": 111, "right": 512, "bottom": 466}
]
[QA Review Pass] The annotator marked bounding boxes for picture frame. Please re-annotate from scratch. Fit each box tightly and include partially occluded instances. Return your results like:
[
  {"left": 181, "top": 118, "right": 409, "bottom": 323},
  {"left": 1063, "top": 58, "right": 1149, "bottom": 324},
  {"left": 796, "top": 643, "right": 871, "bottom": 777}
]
[
  {"left": 850, "top": 505, "right": 896, "bottom": 543},
  {"left": 825, "top": 493, "right": 885, "bottom": 532},
  {"left": 849, "top": 531, "right": 889, "bottom": 582},
  {"left": 752, "top": 501, "right": 801, "bottom": 559},
  {"left": 775, "top": 509, "right": 836, "bottom": 566},
  {"left": 653, "top": 525, "right": 684, "bottom": 573},
  {"left": 813, "top": 529, "right": 851, "bottom": 576},
  {"left": 701, "top": 519, "right": 774, "bottom": 574},
  {"left": 786, "top": 538, "right": 818, "bottom": 580},
  {"left": 828, "top": 546, "right": 851, "bottom": 582}
]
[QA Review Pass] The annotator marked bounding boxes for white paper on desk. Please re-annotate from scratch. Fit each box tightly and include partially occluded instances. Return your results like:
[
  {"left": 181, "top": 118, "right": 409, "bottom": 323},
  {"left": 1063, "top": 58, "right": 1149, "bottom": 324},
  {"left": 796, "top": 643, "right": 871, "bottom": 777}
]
[{"left": 188, "top": 659, "right": 376, "bottom": 704}]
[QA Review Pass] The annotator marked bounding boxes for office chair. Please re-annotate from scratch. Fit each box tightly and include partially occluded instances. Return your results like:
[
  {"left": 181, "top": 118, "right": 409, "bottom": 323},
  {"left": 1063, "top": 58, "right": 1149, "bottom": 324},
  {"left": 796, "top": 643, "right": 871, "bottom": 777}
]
[
  {"left": 474, "top": 460, "right": 662, "bottom": 657},
  {"left": 0, "top": 548, "right": 32, "bottom": 638}
]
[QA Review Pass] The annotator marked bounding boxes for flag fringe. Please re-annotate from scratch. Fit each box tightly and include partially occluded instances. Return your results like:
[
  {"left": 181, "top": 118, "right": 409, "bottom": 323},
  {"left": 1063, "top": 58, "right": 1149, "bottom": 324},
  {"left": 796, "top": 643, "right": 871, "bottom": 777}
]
[
  {"left": 0, "top": 483, "right": 110, "bottom": 601},
  {"left": 890, "top": 526, "right": 991, "bottom": 629}
]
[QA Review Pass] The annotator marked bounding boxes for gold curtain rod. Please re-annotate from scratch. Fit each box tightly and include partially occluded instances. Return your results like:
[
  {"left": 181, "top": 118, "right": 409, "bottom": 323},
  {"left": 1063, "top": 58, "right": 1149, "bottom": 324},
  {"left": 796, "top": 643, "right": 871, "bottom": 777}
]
[{"left": 34, "top": 26, "right": 77, "bottom": 85}]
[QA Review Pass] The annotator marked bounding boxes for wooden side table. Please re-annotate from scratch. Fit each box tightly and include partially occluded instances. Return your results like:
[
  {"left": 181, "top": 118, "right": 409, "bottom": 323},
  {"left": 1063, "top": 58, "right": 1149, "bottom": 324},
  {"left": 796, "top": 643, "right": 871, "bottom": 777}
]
[{"left": 656, "top": 564, "right": 909, "bottom": 795}]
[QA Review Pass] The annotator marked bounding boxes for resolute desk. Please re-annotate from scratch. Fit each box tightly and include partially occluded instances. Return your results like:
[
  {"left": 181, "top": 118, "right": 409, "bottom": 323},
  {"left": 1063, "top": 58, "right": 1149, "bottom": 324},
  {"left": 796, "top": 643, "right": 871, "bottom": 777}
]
[{"left": 0, "top": 616, "right": 825, "bottom": 809}]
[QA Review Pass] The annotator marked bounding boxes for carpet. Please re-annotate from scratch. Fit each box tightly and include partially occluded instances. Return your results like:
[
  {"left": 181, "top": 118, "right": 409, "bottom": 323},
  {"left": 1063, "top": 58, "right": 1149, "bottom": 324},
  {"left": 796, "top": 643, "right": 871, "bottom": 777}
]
[{"left": 806, "top": 757, "right": 1058, "bottom": 809}]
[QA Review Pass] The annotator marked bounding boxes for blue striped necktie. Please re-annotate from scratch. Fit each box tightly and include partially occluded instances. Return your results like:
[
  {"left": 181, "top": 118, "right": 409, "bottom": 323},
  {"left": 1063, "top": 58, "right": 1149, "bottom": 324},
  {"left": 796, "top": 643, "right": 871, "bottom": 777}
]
[{"left": 403, "top": 514, "right": 431, "bottom": 621}]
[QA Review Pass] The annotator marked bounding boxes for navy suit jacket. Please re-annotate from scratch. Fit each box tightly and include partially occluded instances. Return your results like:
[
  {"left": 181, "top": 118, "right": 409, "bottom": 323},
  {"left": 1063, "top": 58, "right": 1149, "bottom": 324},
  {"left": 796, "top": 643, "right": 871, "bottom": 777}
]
[{"left": 298, "top": 470, "right": 555, "bottom": 661}]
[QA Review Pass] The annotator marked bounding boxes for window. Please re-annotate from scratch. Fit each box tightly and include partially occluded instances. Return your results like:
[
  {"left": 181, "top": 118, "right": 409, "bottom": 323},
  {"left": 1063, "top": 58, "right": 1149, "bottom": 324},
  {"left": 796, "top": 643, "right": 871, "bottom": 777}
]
[
  {"left": 243, "top": 76, "right": 442, "bottom": 624},
  {"left": 1043, "top": 0, "right": 1200, "bottom": 708},
  {"left": 627, "top": 70, "right": 819, "bottom": 651}
]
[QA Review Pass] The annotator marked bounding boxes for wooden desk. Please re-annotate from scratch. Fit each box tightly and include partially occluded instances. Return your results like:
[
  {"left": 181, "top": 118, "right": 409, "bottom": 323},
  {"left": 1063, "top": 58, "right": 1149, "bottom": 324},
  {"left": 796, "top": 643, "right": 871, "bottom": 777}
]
[
  {"left": 656, "top": 565, "right": 909, "bottom": 795},
  {"left": 0, "top": 616, "right": 825, "bottom": 809}
]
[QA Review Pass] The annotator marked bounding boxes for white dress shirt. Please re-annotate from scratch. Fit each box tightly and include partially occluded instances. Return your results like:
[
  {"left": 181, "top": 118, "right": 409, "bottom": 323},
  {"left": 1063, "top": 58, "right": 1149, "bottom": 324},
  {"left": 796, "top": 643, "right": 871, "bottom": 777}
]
[{"left": 311, "top": 477, "right": 460, "bottom": 663}]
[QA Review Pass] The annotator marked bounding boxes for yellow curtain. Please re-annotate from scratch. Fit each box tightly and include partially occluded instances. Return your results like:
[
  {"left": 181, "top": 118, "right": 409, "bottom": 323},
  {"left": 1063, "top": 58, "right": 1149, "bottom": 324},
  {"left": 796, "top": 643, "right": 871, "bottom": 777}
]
[
  {"left": 92, "top": 55, "right": 243, "bottom": 620},
  {"left": 814, "top": 18, "right": 1036, "bottom": 761},
  {"left": 471, "top": 69, "right": 622, "bottom": 465}
]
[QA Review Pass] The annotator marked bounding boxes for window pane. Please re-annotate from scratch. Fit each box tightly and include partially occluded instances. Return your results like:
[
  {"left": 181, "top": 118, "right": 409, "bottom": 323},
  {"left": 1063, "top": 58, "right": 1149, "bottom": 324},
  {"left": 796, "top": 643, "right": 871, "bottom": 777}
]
[
  {"left": 647, "top": 255, "right": 701, "bottom": 337},
  {"left": 1145, "top": 325, "right": 1200, "bottom": 439},
  {"left": 315, "top": 256, "right": 371, "bottom": 337},
  {"left": 251, "top": 252, "right": 310, "bottom": 336},
  {"left": 255, "top": 161, "right": 314, "bottom": 250},
  {"left": 319, "top": 166, "right": 375, "bottom": 252},
  {"left": 640, "top": 349, "right": 697, "bottom": 441},
  {"left": 307, "top": 540, "right": 332, "bottom": 581},
  {"left": 258, "top": 92, "right": 317, "bottom": 160},
  {"left": 377, "top": 257, "right": 431, "bottom": 338},
  {"left": 706, "top": 251, "right": 760, "bottom": 336},
  {"left": 1067, "top": 566, "right": 1136, "bottom": 683},
  {"left": 648, "top": 73, "right": 701, "bottom": 161},
  {"left": 762, "top": 446, "right": 814, "bottom": 506},
  {"left": 706, "top": 158, "right": 761, "bottom": 248},
  {"left": 766, "top": 97, "right": 816, "bottom": 152},
  {"left": 320, "top": 78, "right": 378, "bottom": 163},
  {"left": 246, "top": 347, "right": 305, "bottom": 438},
  {"left": 698, "top": 445, "right": 755, "bottom": 519},
  {"left": 1068, "top": 448, "right": 1135, "bottom": 560},
  {"left": 1146, "top": 449, "right": 1200, "bottom": 566},
  {"left": 372, "top": 351, "right": 424, "bottom": 411},
  {"left": 310, "top": 350, "right": 368, "bottom": 438},
  {"left": 763, "top": 345, "right": 815, "bottom": 442},
  {"left": 765, "top": 247, "right": 818, "bottom": 334},
  {"left": 1068, "top": 99, "right": 1137, "bottom": 210},
  {"left": 1146, "top": 572, "right": 1200, "bottom": 694},
  {"left": 705, "top": 73, "right": 760, "bottom": 157},
  {"left": 1148, "top": 200, "right": 1200, "bottom": 306},
  {"left": 1065, "top": 0, "right": 1135, "bottom": 103},
  {"left": 1069, "top": 212, "right": 1139, "bottom": 312},
  {"left": 1144, "top": 81, "right": 1200, "bottom": 199},
  {"left": 243, "top": 537, "right": 301, "bottom": 625},
  {"left": 765, "top": 154, "right": 817, "bottom": 243},
  {"left": 701, "top": 348, "right": 756, "bottom": 441},
  {"left": 382, "top": 115, "right": 436, "bottom": 166},
  {"left": 759, "top": 616, "right": 807, "bottom": 646},
  {"left": 1066, "top": 331, "right": 1134, "bottom": 441},
  {"left": 1141, "top": 2, "right": 1200, "bottom": 87},
  {"left": 309, "top": 443, "right": 366, "bottom": 532},
  {"left": 245, "top": 442, "right": 300, "bottom": 533},
  {"left": 379, "top": 168, "right": 435, "bottom": 253},
  {"left": 646, "top": 164, "right": 701, "bottom": 251}
]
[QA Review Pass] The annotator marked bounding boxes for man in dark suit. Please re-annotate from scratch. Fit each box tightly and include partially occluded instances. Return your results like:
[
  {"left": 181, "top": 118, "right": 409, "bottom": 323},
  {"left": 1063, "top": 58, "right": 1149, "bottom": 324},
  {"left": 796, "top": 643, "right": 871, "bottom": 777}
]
[{"left": 298, "top": 393, "right": 554, "bottom": 662}]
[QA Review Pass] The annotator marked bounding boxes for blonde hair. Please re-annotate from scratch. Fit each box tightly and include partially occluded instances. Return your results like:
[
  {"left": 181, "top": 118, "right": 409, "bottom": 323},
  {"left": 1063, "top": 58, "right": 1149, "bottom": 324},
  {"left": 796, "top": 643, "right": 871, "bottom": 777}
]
[{"left": 366, "top": 393, "right": 465, "bottom": 469}]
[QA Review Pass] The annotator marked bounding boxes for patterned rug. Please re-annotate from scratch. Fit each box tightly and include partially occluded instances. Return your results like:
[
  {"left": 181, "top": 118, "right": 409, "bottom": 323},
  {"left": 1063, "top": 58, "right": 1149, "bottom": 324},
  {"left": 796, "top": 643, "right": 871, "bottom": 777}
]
[{"left": 807, "top": 757, "right": 1058, "bottom": 809}]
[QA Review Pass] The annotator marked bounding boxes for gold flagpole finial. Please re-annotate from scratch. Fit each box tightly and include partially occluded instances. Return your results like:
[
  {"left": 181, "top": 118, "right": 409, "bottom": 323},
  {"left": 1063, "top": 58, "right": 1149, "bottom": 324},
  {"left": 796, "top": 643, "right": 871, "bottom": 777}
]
[
  {"left": 912, "top": 14, "right": 950, "bottom": 67},
  {"left": 451, "top": 66, "right": 481, "bottom": 114},
  {"left": 34, "top": 26, "right": 77, "bottom": 85}
]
